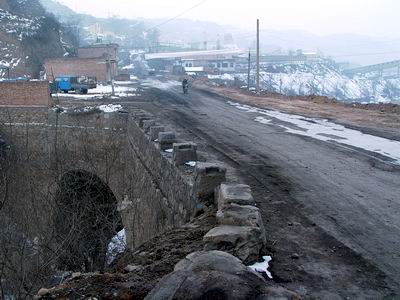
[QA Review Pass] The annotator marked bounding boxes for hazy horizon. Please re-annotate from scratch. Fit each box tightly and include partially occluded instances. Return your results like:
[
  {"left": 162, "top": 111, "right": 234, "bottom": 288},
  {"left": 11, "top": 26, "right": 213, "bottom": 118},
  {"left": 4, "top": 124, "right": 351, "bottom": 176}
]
[{"left": 56, "top": 0, "right": 400, "bottom": 39}]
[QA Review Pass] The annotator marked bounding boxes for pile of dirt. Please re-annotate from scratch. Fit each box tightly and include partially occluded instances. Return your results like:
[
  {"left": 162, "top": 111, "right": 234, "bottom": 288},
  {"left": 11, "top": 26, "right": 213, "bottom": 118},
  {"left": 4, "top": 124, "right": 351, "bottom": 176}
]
[{"left": 36, "top": 212, "right": 216, "bottom": 299}]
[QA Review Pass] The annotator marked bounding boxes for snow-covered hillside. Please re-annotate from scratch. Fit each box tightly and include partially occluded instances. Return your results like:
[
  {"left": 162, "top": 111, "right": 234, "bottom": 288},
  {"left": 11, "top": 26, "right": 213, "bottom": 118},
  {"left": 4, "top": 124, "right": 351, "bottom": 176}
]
[
  {"left": 209, "top": 62, "right": 400, "bottom": 104},
  {"left": 0, "top": 7, "right": 40, "bottom": 76},
  {"left": 0, "top": 0, "right": 72, "bottom": 78}
]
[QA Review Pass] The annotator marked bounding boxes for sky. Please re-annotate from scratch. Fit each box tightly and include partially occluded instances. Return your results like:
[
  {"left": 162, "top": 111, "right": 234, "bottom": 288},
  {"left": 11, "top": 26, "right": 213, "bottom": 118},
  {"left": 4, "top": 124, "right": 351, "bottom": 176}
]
[{"left": 57, "top": 0, "right": 400, "bottom": 38}]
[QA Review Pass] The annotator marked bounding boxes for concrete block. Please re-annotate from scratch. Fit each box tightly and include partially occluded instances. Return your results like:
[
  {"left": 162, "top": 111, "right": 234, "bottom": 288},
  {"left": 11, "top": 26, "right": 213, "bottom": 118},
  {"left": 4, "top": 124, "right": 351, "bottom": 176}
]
[
  {"left": 150, "top": 125, "right": 165, "bottom": 141},
  {"left": 173, "top": 142, "right": 198, "bottom": 166},
  {"left": 138, "top": 116, "right": 151, "bottom": 128},
  {"left": 193, "top": 162, "right": 226, "bottom": 205},
  {"left": 132, "top": 111, "right": 147, "bottom": 119},
  {"left": 142, "top": 119, "right": 156, "bottom": 132},
  {"left": 203, "top": 225, "right": 264, "bottom": 263},
  {"left": 217, "top": 203, "right": 266, "bottom": 245},
  {"left": 217, "top": 183, "right": 255, "bottom": 210},
  {"left": 217, "top": 203, "right": 262, "bottom": 228},
  {"left": 158, "top": 131, "right": 177, "bottom": 150}
]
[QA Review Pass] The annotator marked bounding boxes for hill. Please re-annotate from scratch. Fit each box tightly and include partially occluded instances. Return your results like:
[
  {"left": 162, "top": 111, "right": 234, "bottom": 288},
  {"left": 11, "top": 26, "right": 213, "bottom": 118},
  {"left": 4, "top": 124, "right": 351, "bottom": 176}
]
[
  {"left": 40, "top": 0, "right": 400, "bottom": 66},
  {"left": 0, "top": 0, "right": 74, "bottom": 78}
]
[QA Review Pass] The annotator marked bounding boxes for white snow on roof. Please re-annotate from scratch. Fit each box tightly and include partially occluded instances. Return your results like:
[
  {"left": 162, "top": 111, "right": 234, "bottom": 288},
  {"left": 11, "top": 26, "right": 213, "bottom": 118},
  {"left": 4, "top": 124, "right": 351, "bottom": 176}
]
[
  {"left": 145, "top": 49, "right": 244, "bottom": 60},
  {"left": 184, "top": 67, "right": 204, "bottom": 72}
]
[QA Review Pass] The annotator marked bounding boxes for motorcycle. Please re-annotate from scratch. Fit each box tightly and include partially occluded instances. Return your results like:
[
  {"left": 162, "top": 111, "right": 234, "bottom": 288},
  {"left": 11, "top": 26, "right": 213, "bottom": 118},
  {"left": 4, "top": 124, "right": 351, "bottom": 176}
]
[{"left": 183, "top": 83, "right": 189, "bottom": 94}]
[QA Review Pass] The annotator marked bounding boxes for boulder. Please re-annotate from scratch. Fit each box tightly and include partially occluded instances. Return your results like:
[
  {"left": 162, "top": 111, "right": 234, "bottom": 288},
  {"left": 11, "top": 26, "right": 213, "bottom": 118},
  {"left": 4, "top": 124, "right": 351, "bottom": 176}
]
[
  {"left": 145, "top": 251, "right": 264, "bottom": 300},
  {"left": 146, "top": 251, "right": 300, "bottom": 300},
  {"left": 203, "top": 225, "right": 264, "bottom": 263},
  {"left": 217, "top": 183, "right": 255, "bottom": 210},
  {"left": 174, "top": 250, "right": 259, "bottom": 275}
]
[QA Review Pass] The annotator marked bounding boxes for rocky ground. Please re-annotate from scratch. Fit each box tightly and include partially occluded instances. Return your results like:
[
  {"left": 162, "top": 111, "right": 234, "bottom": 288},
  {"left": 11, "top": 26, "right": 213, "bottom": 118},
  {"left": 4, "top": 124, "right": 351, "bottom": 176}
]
[
  {"left": 36, "top": 210, "right": 298, "bottom": 300},
  {"left": 36, "top": 212, "right": 216, "bottom": 299}
]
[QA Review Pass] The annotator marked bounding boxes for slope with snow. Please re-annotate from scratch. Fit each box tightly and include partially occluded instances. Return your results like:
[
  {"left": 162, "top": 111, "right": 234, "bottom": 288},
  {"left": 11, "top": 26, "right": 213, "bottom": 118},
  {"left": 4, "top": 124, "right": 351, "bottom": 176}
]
[
  {"left": 0, "top": 0, "right": 71, "bottom": 78},
  {"left": 210, "top": 62, "right": 400, "bottom": 104}
]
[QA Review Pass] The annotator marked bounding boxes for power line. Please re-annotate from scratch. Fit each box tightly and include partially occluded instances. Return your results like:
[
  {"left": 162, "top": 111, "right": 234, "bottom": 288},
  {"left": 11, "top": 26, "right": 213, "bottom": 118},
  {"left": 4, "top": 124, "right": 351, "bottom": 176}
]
[{"left": 145, "top": 0, "right": 208, "bottom": 32}]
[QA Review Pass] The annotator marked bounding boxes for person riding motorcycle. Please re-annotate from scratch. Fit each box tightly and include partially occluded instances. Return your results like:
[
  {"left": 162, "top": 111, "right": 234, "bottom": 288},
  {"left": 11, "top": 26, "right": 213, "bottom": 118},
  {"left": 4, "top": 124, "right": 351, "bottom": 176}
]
[{"left": 182, "top": 78, "right": 189, "bottom": 94}]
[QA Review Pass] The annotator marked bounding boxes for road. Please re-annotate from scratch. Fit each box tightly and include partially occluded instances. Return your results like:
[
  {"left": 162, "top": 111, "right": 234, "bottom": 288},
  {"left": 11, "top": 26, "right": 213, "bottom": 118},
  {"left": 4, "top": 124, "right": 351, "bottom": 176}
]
[{"left": 141, "top": 79, "right": 400, "bottom": 297}]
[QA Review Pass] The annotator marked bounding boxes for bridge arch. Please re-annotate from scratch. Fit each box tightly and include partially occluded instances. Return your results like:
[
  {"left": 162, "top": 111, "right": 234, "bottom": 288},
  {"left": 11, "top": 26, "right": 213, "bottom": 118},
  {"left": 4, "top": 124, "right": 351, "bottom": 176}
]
[{"left": 54, "top": 169, "right": 123, "bottom": 272}]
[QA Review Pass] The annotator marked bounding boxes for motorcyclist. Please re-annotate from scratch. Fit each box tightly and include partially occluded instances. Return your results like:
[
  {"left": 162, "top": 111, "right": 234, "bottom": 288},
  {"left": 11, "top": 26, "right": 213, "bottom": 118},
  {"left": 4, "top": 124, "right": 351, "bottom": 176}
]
[{"left": 182, "top": 78, "right": 189, "bottom": 93}]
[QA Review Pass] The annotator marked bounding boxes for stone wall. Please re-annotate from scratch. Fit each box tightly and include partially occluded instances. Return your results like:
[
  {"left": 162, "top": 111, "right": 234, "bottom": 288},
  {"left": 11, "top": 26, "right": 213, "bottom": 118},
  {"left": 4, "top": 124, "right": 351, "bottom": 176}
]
[
  {"left": 0, "top": 81, "right": 50, "bottom": 107},
  {"left": 0, "top": 108, "right": 200, "bottom": 250},
  {"left": 120, "top": 114, "right": 195, "bottom": 248},
  {"left": 0, "top": 110, "right": 129, "bottom": 239},
  {"left": 1, "top": 107, "right": 267, "bottom": 259}
]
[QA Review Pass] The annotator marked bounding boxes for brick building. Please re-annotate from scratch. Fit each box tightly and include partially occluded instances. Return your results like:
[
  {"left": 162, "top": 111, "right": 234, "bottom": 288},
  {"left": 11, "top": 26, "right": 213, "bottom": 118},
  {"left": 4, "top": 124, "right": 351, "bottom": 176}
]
[
  {"left": 0, "top": 81, "right": 50, "bottom": 107},
  {"left": 44, "top": 44, "right": 118, "bottom": 83},
  {"left": 78, "top": 44, "right": 118, "bottom": 60},
  {"left": 44, "top": 57, "right": 116, "bottom": 82}
]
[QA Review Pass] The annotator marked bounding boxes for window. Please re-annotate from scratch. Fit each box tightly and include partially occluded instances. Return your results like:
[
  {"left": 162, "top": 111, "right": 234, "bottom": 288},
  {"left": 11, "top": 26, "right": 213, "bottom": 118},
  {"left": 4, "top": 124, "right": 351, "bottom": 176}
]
[
  {"left": 217, "top": 63, "right": 221, "bottom": 68},
  {"left": 230, "top": 62, "right": 234, "bottom": 68},
  {"left": 222, "top": 63, "right": 229, "bottom": 68}
]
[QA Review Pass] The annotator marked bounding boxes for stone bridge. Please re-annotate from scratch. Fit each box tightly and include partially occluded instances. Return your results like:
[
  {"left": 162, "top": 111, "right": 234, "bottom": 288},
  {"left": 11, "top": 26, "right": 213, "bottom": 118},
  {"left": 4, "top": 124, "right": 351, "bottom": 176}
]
[
  {"left": 0, "top": 105, "right": 273, "bottom": 298},
  {"left": 0, "top": 107, "right": 222, "bottom": 252}
]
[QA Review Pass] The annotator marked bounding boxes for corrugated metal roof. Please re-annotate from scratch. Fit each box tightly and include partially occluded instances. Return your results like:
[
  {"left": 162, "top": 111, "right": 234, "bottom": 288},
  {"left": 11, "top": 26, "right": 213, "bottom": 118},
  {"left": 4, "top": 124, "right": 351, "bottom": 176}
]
[{"left": 145, "top": 49, "right": 245, "bottom": 60}]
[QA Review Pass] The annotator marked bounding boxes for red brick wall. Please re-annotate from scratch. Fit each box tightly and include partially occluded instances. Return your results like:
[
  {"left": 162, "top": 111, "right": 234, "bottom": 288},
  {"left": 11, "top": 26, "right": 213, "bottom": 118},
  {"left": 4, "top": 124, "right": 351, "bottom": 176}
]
[
  {"left": 0, "top": 81, "right": 50, "bottom": 107},
  {"left": 44, "top": 58, "right": 110, "bottom": 82}
]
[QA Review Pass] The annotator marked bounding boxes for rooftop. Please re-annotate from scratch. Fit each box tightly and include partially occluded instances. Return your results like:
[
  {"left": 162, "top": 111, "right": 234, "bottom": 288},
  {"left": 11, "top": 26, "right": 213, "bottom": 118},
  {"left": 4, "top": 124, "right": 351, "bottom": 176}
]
[
  {"left": 79, "top": 43, "right": 119, "bottom": 49},
  {"left": 145, "top": 49, "right": 245, "bottom": 60}
]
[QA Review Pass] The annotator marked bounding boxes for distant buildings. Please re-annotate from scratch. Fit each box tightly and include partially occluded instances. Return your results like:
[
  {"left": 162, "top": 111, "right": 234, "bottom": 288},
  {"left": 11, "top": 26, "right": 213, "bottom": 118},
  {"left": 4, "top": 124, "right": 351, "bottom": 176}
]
[
  {"left": 44, "top": 43, "right": 119, "bottom": 83},
  {"left": 145, "top": 49, "right": 245, "bottom": 75},
  {"left": 260, "top": 51, "right": 321, "bottom": 65},
  {"left": 145, "top": 49, "right": 321, "bottom": 76}
]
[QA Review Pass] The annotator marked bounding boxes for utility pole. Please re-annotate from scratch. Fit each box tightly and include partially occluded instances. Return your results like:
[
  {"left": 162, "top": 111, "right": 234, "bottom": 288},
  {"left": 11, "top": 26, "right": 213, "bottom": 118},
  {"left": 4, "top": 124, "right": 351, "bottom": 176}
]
[
  {"left": 106, "top": 56, "right": 115, "bottom": 96},
  {"left": 111, "top": 61, "right": 115, "bottom": 96},
  {"left": 256, "top": 19, "right": 260, "bottom": 93},
  {"left": 247, "top": 48, "right": 251, "bottom": 91}
]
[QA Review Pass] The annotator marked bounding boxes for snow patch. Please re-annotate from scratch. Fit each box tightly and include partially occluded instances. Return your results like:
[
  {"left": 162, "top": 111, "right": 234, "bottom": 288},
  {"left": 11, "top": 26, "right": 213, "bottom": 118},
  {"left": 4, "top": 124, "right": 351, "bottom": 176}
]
[
  {"left": 98, "top": 104, "right": 122, "bottom": 113},
  {"left": 228, "top": 101, "right": 400, "bottom": 164},
  {"left": 141, "top": 79, "right": 181, "bottom": 90},
  {"left": 106, "top": 229, "right": 126, "bottom": 265},
  {"left": 248, "top": 256, "right": 273, "bottom": 279},
  {"left": 185, "top": 161, "right": 197, "bottom": 167},
  {"left": 53, "top": 84, "right": 138, "bottom": 100},
  {"left": 208, "top": 62, "right": 400, "bottom": 104}
]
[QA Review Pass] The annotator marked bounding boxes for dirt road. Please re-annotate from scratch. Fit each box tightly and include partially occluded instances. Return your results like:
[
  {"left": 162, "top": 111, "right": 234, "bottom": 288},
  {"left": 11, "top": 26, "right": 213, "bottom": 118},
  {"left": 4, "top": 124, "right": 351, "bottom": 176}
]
[{"left": 140, "top": 78, "right": 400, "bottom": 298}]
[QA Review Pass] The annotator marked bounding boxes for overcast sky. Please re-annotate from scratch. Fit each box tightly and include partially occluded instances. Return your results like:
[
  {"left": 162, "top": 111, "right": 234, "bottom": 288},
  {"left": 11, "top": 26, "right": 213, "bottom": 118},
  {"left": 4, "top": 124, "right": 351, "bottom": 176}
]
[{"left": 57, "top": 0, "right": 399, "bottom": 38}]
